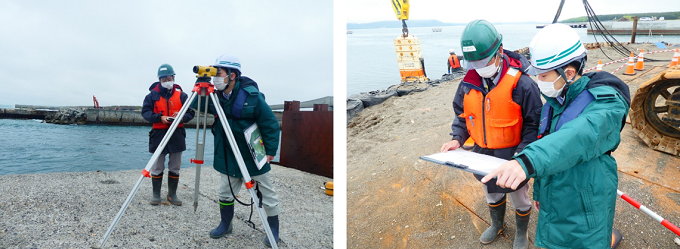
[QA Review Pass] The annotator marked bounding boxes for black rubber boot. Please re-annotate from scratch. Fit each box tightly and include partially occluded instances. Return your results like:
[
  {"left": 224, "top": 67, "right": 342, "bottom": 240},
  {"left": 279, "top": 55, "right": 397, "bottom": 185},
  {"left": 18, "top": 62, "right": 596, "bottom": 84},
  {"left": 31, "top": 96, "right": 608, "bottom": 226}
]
[
  {"left": 264, "top": 215, "right": 280, "bottom": 247},
  {"left": 480, "top": 197, "right": 506, "bottom": 244},
  {"left": 513, "top": 208, "right": 531, "bottom": 249},
  {"left": 150, "top": 174, "right": 163, "bottom": 205},
  {"left": 611, "top": 228, "right": 623, "bottom": 249},
  {"left": 167, "top": 172, "right": 182, "bottom": 206},
  {"left": 210, "top": 200, "right": 234, "bottom": 239}
]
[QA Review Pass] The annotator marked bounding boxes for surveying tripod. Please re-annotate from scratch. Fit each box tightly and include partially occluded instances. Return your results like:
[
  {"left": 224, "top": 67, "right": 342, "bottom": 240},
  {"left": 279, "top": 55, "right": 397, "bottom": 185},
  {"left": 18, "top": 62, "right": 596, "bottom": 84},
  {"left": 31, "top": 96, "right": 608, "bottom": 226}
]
[{"left": 97, "top": 68, "right": 278, "bottom": 249}]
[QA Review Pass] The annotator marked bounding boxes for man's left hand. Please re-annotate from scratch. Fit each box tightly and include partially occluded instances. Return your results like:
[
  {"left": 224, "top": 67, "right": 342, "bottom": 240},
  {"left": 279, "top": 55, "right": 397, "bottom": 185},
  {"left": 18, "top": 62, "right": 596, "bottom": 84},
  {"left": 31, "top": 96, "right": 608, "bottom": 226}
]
[
  {"left": 481, "top": 159, "right": 527, "bottom": 190},
  {"left": 266, "top": 155, "right": 275, "bottom": 163}
]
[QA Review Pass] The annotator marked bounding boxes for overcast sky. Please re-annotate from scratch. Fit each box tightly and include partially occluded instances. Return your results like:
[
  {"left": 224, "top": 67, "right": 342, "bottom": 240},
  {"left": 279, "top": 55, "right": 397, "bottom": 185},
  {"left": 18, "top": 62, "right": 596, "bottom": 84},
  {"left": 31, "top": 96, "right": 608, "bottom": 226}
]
[
  {"left": 348, "top": 0, "right": 679, "bottom": 24},
  {"left": 0, "top": 0, "right": 332, "bottom": 107}
]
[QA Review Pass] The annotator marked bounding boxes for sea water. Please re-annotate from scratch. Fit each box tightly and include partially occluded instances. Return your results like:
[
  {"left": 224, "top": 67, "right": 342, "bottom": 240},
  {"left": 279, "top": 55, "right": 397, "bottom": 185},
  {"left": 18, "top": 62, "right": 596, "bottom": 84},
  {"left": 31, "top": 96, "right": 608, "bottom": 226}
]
[
  {"left": 0, "top": 119, "right": 281, "bottom": 175},
  {"left": 347, "top": 24, "right": 680, "bottom": 96}
]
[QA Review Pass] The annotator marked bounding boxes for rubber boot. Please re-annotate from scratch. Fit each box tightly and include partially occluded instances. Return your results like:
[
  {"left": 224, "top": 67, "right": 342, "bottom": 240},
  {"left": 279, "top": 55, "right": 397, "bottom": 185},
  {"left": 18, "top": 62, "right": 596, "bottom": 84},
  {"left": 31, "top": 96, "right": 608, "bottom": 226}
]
[
  {"left": 480, "top": 197, "right": 506, "bottom": 244},
  {"left": 150, "top": 174, "right": 163, "bottom": 205},
  {"left": 210, "top": 200, "right": 234, "bottom": 239},
  {"left": 513, "top": 208, "right": 531, "bottom": 249},
  {"left": 611, "top": 228, "right": 623, "bottom": 249},
  {"left": 264, "top": 215, "right": 280, "bottom": 247},
  {"left": 167, "top": 172, "right": 182, "bottom": 206}
]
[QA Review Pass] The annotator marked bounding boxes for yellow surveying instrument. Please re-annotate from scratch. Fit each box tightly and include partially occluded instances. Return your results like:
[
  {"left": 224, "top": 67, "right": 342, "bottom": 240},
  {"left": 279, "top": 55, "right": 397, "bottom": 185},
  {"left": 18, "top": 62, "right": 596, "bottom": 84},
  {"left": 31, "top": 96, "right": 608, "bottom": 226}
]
[
  {"left": 193, "top": 65, "right": 218, "bottom": 77},
  {"left": 97, "top": 67, "right": 280, "bottom": 249},
  {"left": 391, "top": 0, "right": 427, "bottom": 83}
]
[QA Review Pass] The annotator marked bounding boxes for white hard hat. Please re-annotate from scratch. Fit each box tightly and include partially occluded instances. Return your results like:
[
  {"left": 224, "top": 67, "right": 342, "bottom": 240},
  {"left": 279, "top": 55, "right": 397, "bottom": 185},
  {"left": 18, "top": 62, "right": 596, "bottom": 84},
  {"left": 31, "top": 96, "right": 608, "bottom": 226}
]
[
  {"left": 527, "top": 23, "right": 586, "bottom": 75},
  {"left": 212, "top": 54, "right": 241, "bottom": 71},
  {"left": 449, "top": 49, "right": 455, "bottom": 54}
]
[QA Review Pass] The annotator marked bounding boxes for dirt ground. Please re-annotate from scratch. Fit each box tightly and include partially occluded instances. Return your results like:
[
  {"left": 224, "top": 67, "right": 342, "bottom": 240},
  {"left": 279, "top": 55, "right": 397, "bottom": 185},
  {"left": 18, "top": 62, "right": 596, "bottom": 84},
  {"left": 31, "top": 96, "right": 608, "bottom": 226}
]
[{"left": 347, "top": 43, "right": 680, "bottom": 248}]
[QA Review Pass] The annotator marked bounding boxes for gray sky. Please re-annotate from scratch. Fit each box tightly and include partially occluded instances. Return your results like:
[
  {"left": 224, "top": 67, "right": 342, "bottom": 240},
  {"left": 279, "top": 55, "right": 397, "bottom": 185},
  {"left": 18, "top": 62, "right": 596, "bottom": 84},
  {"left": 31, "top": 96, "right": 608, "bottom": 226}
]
[
  {"left": 0, "top": 0, "right": 332, "bottom": 107},
  {"left": 348, "top": 0, "right": 679, "bottom": 24}
]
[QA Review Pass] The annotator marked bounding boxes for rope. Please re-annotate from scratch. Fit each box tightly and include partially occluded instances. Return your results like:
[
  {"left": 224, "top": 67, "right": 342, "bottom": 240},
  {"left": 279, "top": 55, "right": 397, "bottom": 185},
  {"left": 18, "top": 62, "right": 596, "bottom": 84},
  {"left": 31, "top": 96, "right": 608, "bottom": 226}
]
[{"left": 583, "top": 49, "right": 675, "bottom": 73}]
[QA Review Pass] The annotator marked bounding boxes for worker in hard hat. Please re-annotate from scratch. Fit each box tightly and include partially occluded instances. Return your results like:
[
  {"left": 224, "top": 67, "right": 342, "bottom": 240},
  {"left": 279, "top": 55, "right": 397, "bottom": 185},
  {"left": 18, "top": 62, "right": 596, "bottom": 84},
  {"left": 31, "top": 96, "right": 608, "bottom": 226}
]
[
  {"left": 481, "top": 23, "right": 630, "bottom": 248},
  {"left": 440, "top": 19, "right": 542, "bottom": 248},
  {"left": 447, "top": 49, "right": 465, "bottom": 74},
  {"left": 193, "top": 54, "right": 282, "bottom": 247},
  {"left": 141, "top": 63, "right": 195, "bottom": 206}
]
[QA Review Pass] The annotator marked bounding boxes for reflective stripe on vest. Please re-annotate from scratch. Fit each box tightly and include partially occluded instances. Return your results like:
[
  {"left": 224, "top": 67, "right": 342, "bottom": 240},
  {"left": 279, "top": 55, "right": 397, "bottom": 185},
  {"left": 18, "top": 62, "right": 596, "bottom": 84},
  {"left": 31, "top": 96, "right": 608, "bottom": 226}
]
[
  {"left": 152, "top": 89, "right": 184, "bottom": 129},
  {"left": 538, "top": 90, "right": 594, "bottom": 138},
  {"left": 459, "top": 68, "right": 523, "bottom": 149},
  {"left": 449, "top": 55, "right": 461, "bottom": 69}
]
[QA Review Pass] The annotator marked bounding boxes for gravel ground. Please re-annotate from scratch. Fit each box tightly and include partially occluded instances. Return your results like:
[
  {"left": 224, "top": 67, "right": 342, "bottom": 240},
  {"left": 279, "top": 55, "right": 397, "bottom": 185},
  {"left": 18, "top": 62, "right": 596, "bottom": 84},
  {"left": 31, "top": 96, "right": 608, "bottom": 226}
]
[
  {"left": 347, "top": 43, "right": 680, "bottom": 248},
  {"left": 0, "top": 164, "right": 333, "bottom": 248}
]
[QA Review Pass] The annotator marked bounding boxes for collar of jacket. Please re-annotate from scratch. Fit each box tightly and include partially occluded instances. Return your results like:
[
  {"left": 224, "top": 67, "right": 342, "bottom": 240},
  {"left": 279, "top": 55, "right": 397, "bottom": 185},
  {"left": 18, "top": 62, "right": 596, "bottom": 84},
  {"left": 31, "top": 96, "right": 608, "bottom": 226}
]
[
  {"left": 460, "top": 53, "right": 523, "bottom": 93},
  {"left": 544, "top": 74, "right": 590, "bottom": 111}
]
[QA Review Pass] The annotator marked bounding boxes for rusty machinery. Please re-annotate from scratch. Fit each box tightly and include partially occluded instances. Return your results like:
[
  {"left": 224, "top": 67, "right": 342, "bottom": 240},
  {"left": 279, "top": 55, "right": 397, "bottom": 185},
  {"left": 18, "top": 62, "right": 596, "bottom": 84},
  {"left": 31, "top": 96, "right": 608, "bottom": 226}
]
[{"left": 629, "top": 65, "right": 680, "bottom": 156}]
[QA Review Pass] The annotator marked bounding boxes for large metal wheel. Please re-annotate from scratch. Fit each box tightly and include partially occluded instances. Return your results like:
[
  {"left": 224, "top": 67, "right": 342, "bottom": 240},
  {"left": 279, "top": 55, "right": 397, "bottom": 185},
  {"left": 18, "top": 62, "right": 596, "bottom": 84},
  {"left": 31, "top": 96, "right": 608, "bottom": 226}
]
[{"left": 630, "top": 67, "right": 680, "bottom": 156}]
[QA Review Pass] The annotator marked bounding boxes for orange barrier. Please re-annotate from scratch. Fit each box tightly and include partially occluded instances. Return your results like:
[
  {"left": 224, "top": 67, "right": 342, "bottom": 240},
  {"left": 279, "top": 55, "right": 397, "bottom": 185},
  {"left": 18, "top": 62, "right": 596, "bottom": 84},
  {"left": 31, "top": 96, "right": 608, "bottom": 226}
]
[
  {"left": 623, "top": 52, "right": 636, "bottom": 75},
  {"left": 634, "top": 49, "right": 645, "bottom": 71},
  {"left": 670, "top": 49, "right": 679, "bottom": 67}
]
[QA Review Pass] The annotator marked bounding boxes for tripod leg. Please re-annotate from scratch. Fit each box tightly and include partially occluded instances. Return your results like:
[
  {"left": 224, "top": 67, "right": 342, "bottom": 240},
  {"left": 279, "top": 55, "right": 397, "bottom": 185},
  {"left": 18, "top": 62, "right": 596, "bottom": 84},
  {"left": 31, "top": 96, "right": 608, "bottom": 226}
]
[
  {"left": 98, "top": 91, "right": 198, "bottom": 248},
  {"left": 193, "top": 89, "right": 212, "bottom": 212},
  {"left": 208, "top": 92, "right": 279, "bottom": 249}
]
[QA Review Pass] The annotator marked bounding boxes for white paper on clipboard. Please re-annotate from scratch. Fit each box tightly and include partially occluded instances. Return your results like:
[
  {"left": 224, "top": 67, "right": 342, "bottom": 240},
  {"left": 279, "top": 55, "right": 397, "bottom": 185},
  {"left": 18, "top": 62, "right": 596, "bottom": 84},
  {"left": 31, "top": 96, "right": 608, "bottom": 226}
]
[
  {"left": 420, "top": 149, "right": 508, "bottom": 176},
  {"left": 244, "top": 123, "right": 268, "bottom": 170}
]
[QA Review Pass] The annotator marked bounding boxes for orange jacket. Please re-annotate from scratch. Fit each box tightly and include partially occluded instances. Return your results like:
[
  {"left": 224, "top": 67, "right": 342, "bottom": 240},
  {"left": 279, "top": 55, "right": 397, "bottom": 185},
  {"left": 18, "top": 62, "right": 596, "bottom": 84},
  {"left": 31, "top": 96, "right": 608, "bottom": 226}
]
[
  {"left": 459, "top": 68, "right": 522, "bottom": 149},
  {"left": 448, "top": 55, "right": 461, "bottom": 69},
  {"left": 152, "top": 89, "right": 184, "bottom": 129}
]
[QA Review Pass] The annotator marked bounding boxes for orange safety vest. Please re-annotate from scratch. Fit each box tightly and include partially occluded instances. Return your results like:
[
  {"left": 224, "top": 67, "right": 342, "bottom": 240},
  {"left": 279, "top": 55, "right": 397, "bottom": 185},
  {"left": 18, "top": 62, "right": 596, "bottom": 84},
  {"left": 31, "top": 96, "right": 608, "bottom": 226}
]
[
  {"left": 449, "top": 55, "right": 461, "bottom": 69},
  {"left": 152, "top": 89, "right": 184, "bottom": 129},
  {"left": 459, "top": 68, "right": 522, "bottom": 149}
]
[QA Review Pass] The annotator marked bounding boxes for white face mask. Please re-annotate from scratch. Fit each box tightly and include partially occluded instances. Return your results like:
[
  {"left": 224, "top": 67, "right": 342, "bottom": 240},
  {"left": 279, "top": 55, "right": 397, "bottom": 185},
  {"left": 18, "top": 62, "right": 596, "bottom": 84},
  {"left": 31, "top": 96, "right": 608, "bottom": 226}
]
[
  {"left": 161, "top": 81, "right": 174, "bottom": 90},
  {"left": 213, "top": 76, "right": 227, "bottom": 91},
  {"left": 475, "top": 58, "right": 500, "bottom": 78},
  {"left": 537, "top": 75, "right": 564, "bottom": 98}
]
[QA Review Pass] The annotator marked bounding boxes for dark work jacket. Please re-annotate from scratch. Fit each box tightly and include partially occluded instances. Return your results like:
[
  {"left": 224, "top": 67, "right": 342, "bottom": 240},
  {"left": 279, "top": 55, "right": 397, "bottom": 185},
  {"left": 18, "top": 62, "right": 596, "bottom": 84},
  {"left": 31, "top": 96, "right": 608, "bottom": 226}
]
[
  {"left": 142, "top": 82, "right": 195, "bottom": 154},
  {"left": 449, "top": 50, "right": 542, "bottom": 193},
  {"left": 191, "top": 76, "right": 280, "bottom": 178},
  {"left": 513, "top": 72, "right": 629, "bottom": 248}
]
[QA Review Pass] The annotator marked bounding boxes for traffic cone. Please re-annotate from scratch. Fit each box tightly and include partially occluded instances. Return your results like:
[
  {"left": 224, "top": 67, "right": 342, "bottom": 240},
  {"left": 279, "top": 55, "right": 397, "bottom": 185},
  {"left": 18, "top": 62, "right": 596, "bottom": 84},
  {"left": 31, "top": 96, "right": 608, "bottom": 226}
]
[
  {"left": 596, "top": 60, "right": 603, "bottom": 72},
  {"left": 623, "top": 52, "right": 636, "bottom": 75},
  {"left": 634, "top": 49, "right": 645, "bottom": 71},
  {"left": 670, "top": 49, "right": 679, "bottom": 67}
]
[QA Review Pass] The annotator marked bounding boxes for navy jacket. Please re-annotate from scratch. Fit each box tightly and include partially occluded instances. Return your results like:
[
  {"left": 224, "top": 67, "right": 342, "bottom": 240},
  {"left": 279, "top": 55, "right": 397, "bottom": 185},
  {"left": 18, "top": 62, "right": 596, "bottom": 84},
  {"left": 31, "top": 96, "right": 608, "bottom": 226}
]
[
  {"left": 449, "top": 50, "right": 543, "bottom": 193},
  {"left": 142, "top": 82, "right": 195, "bottom": 154}
]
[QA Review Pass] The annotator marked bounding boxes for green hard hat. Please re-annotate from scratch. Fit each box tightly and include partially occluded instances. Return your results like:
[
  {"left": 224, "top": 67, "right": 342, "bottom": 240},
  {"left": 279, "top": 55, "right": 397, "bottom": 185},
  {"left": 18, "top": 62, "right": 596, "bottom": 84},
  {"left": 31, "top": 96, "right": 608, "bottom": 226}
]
[
  {"left": 157, "top": 64, "right": 175, "bottom": 78},
  {"left": 460, "top": 19, "right": 503, "bottom": 61}
]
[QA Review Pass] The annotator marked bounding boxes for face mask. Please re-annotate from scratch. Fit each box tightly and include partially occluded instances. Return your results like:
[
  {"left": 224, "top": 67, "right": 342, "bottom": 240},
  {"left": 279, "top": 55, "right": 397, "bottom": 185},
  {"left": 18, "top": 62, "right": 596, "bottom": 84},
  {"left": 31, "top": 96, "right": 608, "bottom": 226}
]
[
  {"left": 475, "top": 57, "right": 500, "bottom": 78},
  {"left": 537, "top": 75, "right": 564, "bottom": 98},
  {"left": 213, "top": 76, "right": 227, "bottom": 91},
  {"left": 161, "top": 81, "right": 174, "bottom": 90}
]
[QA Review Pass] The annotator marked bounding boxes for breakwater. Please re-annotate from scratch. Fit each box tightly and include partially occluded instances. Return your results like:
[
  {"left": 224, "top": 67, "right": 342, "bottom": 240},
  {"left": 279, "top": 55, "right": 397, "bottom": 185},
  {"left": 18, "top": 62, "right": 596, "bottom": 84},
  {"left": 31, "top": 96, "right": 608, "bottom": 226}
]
[{"left": 588, "top": 20, "right": 680, "bottom": 35}]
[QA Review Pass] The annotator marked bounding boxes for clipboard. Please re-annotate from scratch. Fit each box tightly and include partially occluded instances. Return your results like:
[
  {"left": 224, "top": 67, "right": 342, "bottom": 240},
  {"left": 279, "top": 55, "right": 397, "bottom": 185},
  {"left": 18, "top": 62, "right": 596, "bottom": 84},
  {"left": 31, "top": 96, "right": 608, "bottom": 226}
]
[
  {"left": 244, "top": 123, "right": 267, "bottom": 170},
  {"left": 419, "top": 149, "right": 508, "bottom": 176}
]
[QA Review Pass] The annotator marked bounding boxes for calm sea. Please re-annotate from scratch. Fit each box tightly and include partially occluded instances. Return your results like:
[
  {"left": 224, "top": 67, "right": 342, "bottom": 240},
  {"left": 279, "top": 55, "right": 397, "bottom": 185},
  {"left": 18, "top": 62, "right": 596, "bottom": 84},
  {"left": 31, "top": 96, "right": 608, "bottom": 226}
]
[
  {"left": 347, "top": 24, "right": 680, "bottom": 96},
  {"left": 0, "top": 119, "right": 281, "bottom": 175}
]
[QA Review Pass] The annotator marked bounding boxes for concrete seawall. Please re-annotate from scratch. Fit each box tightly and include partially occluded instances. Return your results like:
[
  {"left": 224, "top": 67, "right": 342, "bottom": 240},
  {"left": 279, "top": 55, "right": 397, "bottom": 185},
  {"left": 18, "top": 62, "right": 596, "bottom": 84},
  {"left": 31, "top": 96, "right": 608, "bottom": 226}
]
[{"left": 1, "top": 108, "right": 284, "bottom": 128}]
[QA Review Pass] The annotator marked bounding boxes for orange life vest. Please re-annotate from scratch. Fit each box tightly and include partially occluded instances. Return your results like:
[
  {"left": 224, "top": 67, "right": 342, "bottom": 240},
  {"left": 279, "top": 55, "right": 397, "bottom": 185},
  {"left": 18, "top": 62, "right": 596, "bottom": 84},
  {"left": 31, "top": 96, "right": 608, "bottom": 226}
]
[
  {"left": 152, "top": 88, "right": 184, "bottom": 129},
  {"left": 449, "top": 55, "right": 461, "bottom": 69},
  {"left": 459, "top": 68, "right": 522, "bottom": 149}
]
